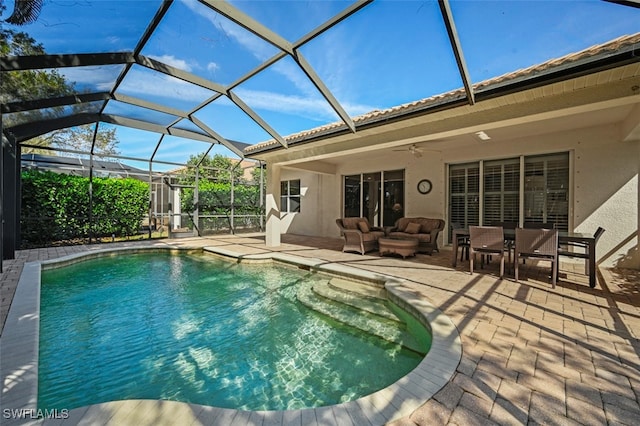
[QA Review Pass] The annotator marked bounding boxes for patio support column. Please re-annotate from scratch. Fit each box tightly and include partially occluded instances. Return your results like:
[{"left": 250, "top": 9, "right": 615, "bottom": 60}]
[
  {"left": 265, "top": 163, "right": 281, "bottom": 247},
  {"left": 1, "top": 134, "right": 19, "bottom": 262}
]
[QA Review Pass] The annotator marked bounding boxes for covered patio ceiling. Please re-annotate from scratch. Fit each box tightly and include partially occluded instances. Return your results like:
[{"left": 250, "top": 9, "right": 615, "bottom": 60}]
[{"left": 1, "top": 0, "right": 639, "bottom": 170}]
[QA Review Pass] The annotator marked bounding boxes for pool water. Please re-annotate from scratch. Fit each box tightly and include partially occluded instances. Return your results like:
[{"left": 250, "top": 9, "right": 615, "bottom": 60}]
[{"left": 39, "top": 252, "right": 428, "bottom": 411}]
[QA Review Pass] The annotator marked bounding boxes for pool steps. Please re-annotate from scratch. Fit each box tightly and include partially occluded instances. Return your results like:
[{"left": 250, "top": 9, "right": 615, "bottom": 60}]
[
  {"left": 326, "top": 277, "right": 387, "bottom": 300},
  {"left": 296, "top": 279, "right": 425, "bottom": 355},
  {"left": 315, "top": 279, "right": 401, "bottom": 322}
]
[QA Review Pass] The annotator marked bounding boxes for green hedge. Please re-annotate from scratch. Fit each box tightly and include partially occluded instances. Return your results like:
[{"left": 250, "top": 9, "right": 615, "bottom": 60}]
[
  {"left": 21, "top": 170, "right": 149, "bottom": 245},
  {"left": 180, "top": 180, "right": 262, "bottom": 215}
]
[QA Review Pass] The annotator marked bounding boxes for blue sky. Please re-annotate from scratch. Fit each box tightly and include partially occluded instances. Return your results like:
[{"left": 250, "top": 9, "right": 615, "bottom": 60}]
[{"left": 3, "top": 0, "right": 639, "bottom": 171}]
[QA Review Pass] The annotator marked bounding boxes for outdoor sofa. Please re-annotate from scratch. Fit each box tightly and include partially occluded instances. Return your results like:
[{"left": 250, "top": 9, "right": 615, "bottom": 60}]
[{"left": 385, "top": 217, "right": 445, "bottom": 254}]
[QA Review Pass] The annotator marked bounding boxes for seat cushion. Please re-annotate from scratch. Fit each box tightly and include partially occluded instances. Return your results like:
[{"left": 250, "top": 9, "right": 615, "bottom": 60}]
[
  {"left": 358, "top": 221, "right": 370, "bottom": 233},
  {"left": 395, "top": 217, "right": 444, "bottom": 233},
  {"left": 405, "top": 222, "right": 421, "bottom": 234}
]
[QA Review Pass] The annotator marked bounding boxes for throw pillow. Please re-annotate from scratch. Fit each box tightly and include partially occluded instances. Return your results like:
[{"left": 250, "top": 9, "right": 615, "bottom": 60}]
[
  {"left": 405, "top": 222, "right": 421, "bottom": 234},
  {"left": 358, "top": 221, "right": 370, "bottom": 233}
]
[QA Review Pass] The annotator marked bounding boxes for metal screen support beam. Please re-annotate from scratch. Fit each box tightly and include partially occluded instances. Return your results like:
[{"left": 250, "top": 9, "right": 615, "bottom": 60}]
[
  {"left": 190, "top": 116, "right": 245, "bottom": 158},
  {"left": 259, "top": 161, "right": 264, "bottom": 232},
  {"left": 199, "top": 0, "right": 294, "bottom": 55},
  {"left": 0, "top": 120, "right": 3, "bottom": 270},
  {"left": 438, "top": 0, "right": 475, "bottom": 105},
  {"left": 227, "top": 91, "right": 288, "bottom": 148},
  {"left": 230, "top": 167, "right": 235, "bottom": 235},
  {"left": 0, "top": 52, "right": 135, "bottom": 71},
  {"left": 295, "top": 52, "right": 356, "bottom": 132},
  {"left": 148, "top": 162, "right": 153, "bottom": 239},
  {"left": 2, "top": 92, "right": 110, "bottom": 114},
  {"left": 200, "top": 0, "right": 355, "bottom": 134},
  {"left": 194, "top": 168, "right": 200, "bottom": 237},
  {"left": 2, "top": 134, "right": 19, "bottom": 261}
]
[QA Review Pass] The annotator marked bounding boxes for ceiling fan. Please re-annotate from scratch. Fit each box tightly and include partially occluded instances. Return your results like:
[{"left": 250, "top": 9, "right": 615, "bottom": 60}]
[{"left": 392, "top": 144, "right": 424, "bottom": 158}]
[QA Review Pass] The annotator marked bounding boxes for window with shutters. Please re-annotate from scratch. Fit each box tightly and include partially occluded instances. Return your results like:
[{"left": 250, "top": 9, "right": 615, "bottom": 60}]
[
  {"left": 449, "top": 162, "right": 480, "bottom": 239},
  {"left": 524, "top": 153, "right": 569, "bottom": 231},
  {"left": 483, "top": 158, "right": 520, "bottom": 225},
  {"left": 448, "top": 152, "right": 570, "bottom": 236}
]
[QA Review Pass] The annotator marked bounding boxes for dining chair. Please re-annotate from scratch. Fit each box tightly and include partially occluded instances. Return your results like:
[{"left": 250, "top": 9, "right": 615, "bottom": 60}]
[
  {"left": 557, "top": 226, "right": 604, "bottom": 276},
  {"left": 451, "top": 222, "right": 470, "bottom": 261},
  {"left": 469, "top": 226, "right": 505, "bottom": 278},
  {"left": 490, "top": 221, "right": 517, "bottom": 265},
  {"left": 524, "top": 221, "right": 555, "bottom": 229},
  {"left": 514, "top": 228, "right": 559, "bottom": 288}
]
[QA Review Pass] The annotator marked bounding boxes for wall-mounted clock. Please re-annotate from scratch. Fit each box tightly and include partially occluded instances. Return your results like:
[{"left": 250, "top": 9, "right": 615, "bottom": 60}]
[{"left": 417, "top": 179, "right": 432, "bottom": 194}]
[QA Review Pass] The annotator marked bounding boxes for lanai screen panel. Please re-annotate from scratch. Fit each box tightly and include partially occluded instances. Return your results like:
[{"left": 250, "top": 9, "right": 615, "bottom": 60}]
[
  {"left": 450, "top": 1, "right": 640, "bottom": 84},
  {"left": 193, "top": 96, "right": 273, "bottom": 145},
  {"left": 141, "top": 0, "right": 280, "bottom": 86},
  {"left": 299, "top": 0, "right": 463, "bottom": 114},
  {"left": 2, "top": 0, "right": 639, "bottom": 166}
]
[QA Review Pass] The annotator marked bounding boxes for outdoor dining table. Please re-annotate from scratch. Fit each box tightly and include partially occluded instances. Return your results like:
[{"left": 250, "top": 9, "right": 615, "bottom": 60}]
[{"left": 451, "top": 228, "right": 597, "bottom": 288}]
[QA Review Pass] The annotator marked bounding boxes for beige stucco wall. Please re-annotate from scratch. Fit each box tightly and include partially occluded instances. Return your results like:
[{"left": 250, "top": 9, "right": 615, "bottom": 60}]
[{"left": 273, "top": 122, "right": 639, "bottom": 269}]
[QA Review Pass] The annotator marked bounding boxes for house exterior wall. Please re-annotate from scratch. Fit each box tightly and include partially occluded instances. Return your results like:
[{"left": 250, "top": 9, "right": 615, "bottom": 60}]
[{"left": 273, "top": 123, "right": 639, "bottom": 269}]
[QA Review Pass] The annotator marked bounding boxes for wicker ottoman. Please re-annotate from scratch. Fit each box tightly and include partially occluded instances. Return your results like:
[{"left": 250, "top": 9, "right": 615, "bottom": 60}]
[{"left": 378, "top": 237, "right": 419, "bottom": 259}]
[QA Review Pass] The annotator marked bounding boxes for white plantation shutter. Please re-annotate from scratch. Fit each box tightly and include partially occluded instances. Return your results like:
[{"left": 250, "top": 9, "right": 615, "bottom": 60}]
[
  {"left": 449, "top": 152, "right": 569, "bottom": 235},
  {"left": 449, "top": 163, "right": 480, "bottom": 239},
  {"left": 483, "top": 159, "right": 520, "bottom": 225},
  {"left": 524, "top": 153, "right": 569, "bottom": 231}
]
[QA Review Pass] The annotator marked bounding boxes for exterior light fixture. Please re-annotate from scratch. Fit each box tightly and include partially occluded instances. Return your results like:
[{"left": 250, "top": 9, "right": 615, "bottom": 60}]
[{"left": 475, "top": 131, "right": 491, "bottom": 141}]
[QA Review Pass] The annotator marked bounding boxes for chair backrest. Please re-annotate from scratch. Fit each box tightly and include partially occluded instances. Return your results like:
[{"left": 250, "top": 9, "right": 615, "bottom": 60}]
[
  {"left": 524, "top": 221, "right": 555, "bottom": 229},
  {"left": 340, "top": 217, "right": 368, "bottom": 230},
  {"left": 515, "top": 228, "right": 558, "bottom": 257},
  {"left": 594, "top": 226, "right": 605, "bottom": 242},
  {"left": 491, "top": 221, "right": 518, "bottom": 230},
  {"left": 469, "top": 226, "right": 504, "bottom": 251}
]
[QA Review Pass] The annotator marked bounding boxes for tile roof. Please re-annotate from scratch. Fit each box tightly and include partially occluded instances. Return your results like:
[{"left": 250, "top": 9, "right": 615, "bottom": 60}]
[{"left": 245, "top": 32, "right": 640, "bottom": 155}]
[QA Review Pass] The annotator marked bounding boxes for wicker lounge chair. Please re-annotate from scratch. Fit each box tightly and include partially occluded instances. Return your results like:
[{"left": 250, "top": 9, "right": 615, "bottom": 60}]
[
  {"left": 336, "top": 217, "right": 385, "bottom": 255},
  {"left": 469, "top": 226, "right": 505, "bottom": 278},
  {"left": 514, "top": 228, "right": 559, "bottom": 288}
]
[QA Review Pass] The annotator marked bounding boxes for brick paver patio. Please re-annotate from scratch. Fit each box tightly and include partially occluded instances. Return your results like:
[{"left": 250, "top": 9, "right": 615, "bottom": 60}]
[{"left": 1, "top": 234, "right": 639, "bottom": 425}]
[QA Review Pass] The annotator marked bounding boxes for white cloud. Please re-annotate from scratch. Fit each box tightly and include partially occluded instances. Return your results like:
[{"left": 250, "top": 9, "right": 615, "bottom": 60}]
[
  {"left": 234, "top": 87, "right": 335, "bottom": 121},
  {"left": 147, "top": 54, "right": 193, "bottom": 73},
  {"left": 207, "top": 62, "right": 220, "bottom": 72},
  {"left": 118, "top": 71, "right": 212, "bottom": 103},
  {"left": 58, "top": 66, "right": 120, "bottom": 92}
]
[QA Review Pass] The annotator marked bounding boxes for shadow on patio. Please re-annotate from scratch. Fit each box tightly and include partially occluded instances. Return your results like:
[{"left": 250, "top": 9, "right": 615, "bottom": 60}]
[{"left": 1, "top": 233, "right": 639, "bottom": 425}]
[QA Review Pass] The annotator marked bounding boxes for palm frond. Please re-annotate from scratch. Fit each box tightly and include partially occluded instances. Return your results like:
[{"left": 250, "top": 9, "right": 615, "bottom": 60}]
[{"left": 5, "top": 0, "right": 44, "bottom": 25}]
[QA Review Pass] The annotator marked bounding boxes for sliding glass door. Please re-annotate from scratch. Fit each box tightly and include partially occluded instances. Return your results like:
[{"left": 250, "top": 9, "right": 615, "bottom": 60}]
[{"left": 343, "top": 170, "right": 404, "bottom": 226}]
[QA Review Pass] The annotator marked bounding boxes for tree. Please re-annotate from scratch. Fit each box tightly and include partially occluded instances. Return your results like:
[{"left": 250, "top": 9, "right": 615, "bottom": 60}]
[
  {"left": 1, "top": 17, "right": 120, "bottom": 156},
  {"left": 0, "top": 30, "right": 72, "bottom": 104},
  {"left": 184, "top": 153, "right": 244, "bottom": 183},
  {"left": 28, "top": 124, "right": 120, "bottom": 156}
]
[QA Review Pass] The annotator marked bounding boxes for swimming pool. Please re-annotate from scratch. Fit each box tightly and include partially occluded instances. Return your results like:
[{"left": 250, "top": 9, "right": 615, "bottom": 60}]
[{"left": 39, "top": 251, "right": 430, "bottom": 411}]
